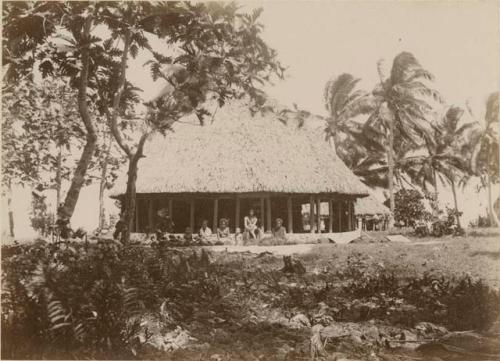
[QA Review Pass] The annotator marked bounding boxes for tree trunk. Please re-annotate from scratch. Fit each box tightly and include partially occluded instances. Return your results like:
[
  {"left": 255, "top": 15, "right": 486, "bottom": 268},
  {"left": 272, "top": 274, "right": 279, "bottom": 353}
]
[
  {"left": 121, "top": 133, "right": 149, "bottom": 243},
  {"left": 387, "top": 109, "right": 395, "bottom": 229},
  {"left": 487, "top": 172, "right": 500, "bottom": 227},
  {"left": 59, "top": 15, "right": 96, "bottom": 222},
  {"left": 122, "top": 154, "right": 141, "bottom": 243},
  {"left": 98, "top": 141, "right": 112, "bottom": 229},
  {"left": 450, "top": 179, "right": 461, "bottom": 229},
  {"left": 59, "top": 135, "right": 97, "bottom": 220},
  {"left": 7, "top": 181, "right": 14, "bottom": 238}
]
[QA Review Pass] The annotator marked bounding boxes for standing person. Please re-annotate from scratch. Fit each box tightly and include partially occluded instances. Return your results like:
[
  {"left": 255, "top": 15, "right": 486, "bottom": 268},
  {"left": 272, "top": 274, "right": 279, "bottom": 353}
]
[
  {"left": 244, "top": 209, "right": 260, "bottom": 240},
  {"left": 272, "top": 218, "right": 287, "bottom": 243}
]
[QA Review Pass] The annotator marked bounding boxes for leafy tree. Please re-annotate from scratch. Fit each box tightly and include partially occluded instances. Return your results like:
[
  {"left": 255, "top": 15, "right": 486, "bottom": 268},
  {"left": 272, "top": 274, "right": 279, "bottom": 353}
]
[
  {"left": 364, "top": 52, "right": 442, "bottom": 224},
  {"left": 3, "top": 2, "right": 283, "bottom": 241},
  {"left": 384, "top": 189, "right": 426, "bottom": 227},
  {"left": 89, "top": 2, "right": 283, "bottom": 242},
  {"left": 470, "top": 92, "right": 500, "bottom": 226}
]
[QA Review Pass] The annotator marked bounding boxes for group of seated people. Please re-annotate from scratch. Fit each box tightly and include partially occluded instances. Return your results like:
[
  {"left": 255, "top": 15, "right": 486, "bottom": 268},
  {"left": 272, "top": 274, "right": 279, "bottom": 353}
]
[{"left": 152, "top": 208, "right": 287, "bottom": 246}]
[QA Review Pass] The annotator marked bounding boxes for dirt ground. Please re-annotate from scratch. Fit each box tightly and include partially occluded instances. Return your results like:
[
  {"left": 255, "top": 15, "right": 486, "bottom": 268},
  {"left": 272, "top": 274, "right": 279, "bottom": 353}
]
[{"left": 144, "top": 233, "right": 500, "bottom": 361}]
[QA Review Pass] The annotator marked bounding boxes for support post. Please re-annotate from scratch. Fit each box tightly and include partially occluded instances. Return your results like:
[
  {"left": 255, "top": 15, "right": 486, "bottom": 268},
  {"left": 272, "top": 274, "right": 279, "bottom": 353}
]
[
  {"left": 213, "top": 198, "right": 219, "bottom": 231},
  {"left": 316, "top": 197, "right": 321, "bottom": 233},
  {"left": 287, "top": 196, "right": 293, "bottom": 233},
  {"left": 266, "top": 196, "right": 272, "bottom": 232},
  {"left": 189, "top": 199, "right": 195, "bottom": 231},
  {"left": 309, "top": 196, "right": 315, "bottom": 233},
  {"left": 338, "top": 201, "right": 343, "bottom": 232},
  {"left": 148, "top": 199, "right": 154, "bottom": 233},
  {"left": 235, "top": 197, "right": 240, "bottom": 231},
  {"left": 260, "top": 197, "right": 265, "bottom": 230},
  {"left": 348, "top": 201, "right": 352, "bottom": 231},
  {"left": 135, "top": 200, "right": 139, "bottom": 233},
  {"left": 328, "top": 200, "right": 333, "bottom": 233}
]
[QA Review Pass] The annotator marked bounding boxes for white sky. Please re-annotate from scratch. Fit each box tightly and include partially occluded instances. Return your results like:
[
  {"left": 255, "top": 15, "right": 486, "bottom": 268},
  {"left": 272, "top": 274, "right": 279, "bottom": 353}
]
[
  {"left": 3, "top": 0, "right": 500, "bottom": 239},
  {"left": 131, "top": 0, "right": 500, "bottom": 119}
]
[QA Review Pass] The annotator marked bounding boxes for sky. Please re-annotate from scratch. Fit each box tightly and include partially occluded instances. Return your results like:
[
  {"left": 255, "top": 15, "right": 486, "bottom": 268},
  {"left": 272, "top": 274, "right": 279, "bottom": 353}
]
[{"left": 3, "top": 0, "right": 499, "bottom": 239}]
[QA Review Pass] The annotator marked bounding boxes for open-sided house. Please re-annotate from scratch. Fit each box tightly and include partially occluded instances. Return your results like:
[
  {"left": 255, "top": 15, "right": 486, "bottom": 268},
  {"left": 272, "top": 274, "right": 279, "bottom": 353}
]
[{"left": 112, "top": 101, "right": 370, "bottom": 242}]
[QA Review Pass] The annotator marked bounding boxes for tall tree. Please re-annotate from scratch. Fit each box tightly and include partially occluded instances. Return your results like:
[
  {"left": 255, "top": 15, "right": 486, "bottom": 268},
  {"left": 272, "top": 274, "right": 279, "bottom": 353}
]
[
  {"left": 323, "top": 73, "right": 385, "bottom": 174},
  {"left": 3, "top": 2, "right": 102, "bottom": 223},
  {"left": 90, "top": 2, "right": 283, "bottom": 242},
  {"left": 403, "top": 106, "right": 474, "bottom": 227},
  {"left": 364, "top": 52, "right": 442, "bottom": 224},
  {"left": 470, "top": 92, "right": 500, "bottom": 226}
]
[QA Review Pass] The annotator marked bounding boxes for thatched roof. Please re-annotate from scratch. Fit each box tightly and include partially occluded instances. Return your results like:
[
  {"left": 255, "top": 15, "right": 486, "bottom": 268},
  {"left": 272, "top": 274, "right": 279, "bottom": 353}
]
[
  {"left": 112, "top": 100, "right": 369, "bottom": 196},
  {"left": 355, "top": 193, "right": 391, "bottom": 216}
]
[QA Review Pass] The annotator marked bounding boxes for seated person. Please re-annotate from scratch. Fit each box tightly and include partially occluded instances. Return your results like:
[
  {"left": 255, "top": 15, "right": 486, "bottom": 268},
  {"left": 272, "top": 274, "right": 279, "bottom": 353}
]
[
  {"left": 234, "top": 227, "right": 244, "bottom": 245},
  {"left": 217, "top": 218, "right": 231, "bottom": 242},
  {"left": 272, "top": 218, "right": 287, "bottom": 243},
  {"left": 244, "top": 209, "right": 260, "bottom": 240},
  {"left": 183, "top": 227, "right": 194, "bottom": 244},
  {"left": 199, "top": 220, "right": 212, "bottom": 239},
  {"left": 156, "top": 208, "right": 174, "bottom": 240}
]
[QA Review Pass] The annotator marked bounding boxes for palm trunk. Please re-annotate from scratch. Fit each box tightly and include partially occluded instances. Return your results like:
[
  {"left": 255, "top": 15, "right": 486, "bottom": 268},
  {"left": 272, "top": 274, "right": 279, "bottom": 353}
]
[
  {"left": 450, "top": 179, "right": 461, "bottom": 229},
  {"left": 487, "top": 172, "right": 500, "bottom": 227},
  {"left": 432, "top": 170, "right": 439, "bottom": 217},
  {"left": 387, "top": 111, "right": 395, "bottom": 228}
]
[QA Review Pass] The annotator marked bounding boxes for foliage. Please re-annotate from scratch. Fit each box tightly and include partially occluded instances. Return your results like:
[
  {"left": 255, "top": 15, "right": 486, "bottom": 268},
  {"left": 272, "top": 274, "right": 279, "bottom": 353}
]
[
  {"left": 30, "top": 188, "right": 54, "bottom": 236},
  {"left": 383, "top": 189, "right": 426, "bottom": 227},
  {"left": 1, "top": 78, "right": 83, "bottom": 189}
]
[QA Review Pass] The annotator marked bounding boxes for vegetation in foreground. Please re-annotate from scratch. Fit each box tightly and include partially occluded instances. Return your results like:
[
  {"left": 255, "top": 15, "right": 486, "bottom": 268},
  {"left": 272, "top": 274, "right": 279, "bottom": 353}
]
[{"left": 2, "top": 236, "right": 500, "bottom": 360}]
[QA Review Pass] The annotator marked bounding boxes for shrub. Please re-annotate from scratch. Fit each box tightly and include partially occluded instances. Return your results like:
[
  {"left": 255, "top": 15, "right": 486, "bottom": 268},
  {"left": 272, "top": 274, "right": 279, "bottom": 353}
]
[{"left": 384, "top": 189, "right": 426, "bottom": 227}]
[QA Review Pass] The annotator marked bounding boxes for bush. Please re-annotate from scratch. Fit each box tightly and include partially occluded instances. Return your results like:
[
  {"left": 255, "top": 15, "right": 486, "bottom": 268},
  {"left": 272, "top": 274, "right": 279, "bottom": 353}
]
[
  {"left": 384, "top": 189, "right": 426, "bottom": 227},
  {"left": 1, "top": 240, "right": 224, "bottom": 359}
]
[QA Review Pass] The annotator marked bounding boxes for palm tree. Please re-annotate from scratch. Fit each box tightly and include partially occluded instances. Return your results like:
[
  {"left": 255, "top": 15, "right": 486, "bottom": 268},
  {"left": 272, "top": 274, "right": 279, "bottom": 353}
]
[
  {"left": 323, "top": 73, "right": 386, "bottom": 182},
  {"left": 470, "top": 92, "right": 500, "bottom": 226},
  {"left": 403, "top": 106, "right": 474, "bottom": 227},
  {"left": 364, "top": 52, "right": 442, "bottom": 225}
]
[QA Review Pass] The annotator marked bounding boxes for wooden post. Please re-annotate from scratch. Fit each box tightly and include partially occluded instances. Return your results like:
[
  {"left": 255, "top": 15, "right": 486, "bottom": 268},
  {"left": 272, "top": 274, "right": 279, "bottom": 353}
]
[
  {"left": 260, "top": 197, "right": 265, "bottom": 229},
  {"left": 348, "top": 201, "right": 352, "bottom": 231},
  {"left": 135, "top": 200, "right": 139, "bottom": 233},
  {"left": 309, "top": 196, "right": 315, "bottom": 233},
  {"left": 148, "top": 199, "right": 154, "bottom": 233},
  {"left": 189, "top": 199, "right": 195, "bottom": 231},
  {"left": 328, "top": 200, "right": 333, "bottom": 233},
  {"left": 338, "top": 201, "right": 343, "bottom": 232},
  {"left": 316, "top": 197, "right": 321, "bottom": 233},
  {"left": 235, "top": 197, "right": 240, "bottom": 231},
  {"left": 287, "top": 196, "right": 293, "bottom": 233},
  {"left": 266, "top": 196, "right": 272, "bottom": 232},
  {"left": 213, "top": 198, "right": 219, "bottom": 231}
]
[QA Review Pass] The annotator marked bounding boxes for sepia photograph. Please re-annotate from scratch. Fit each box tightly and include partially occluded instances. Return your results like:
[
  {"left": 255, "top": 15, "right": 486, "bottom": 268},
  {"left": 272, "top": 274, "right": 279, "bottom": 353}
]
[{"left": 1, "top": 1, "right": 499, "bottom": 360}]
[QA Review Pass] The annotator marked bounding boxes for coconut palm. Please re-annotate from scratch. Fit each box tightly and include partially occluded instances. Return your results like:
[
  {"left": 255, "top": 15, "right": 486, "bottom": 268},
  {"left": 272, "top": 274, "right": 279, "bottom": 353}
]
[
  {"left": 470, "top": 92, "right": 500, "bottom": 226},
  {"left": 323, "top": 73, "right": 386, "bottom": 181},
  {"left": 403, "top": 106, "right": 474, "bottom": 227},
  {"left": 363, "top": 52, "right": 442, "bottom": 224}
]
